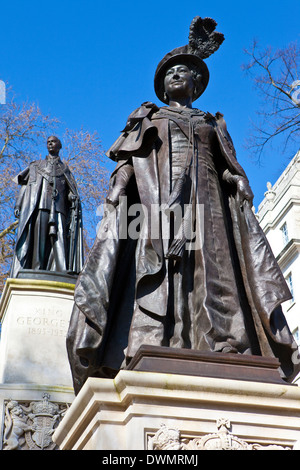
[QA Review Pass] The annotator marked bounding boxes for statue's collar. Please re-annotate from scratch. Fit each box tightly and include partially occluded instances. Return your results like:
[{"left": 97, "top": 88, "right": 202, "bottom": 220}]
[
  {"left": 37, "top": 156, "right": 67, "bottom": 176},
  {"left": 159, "top": 106, "right": 206, "bottom": 119},
  {"left": 46, "top": 155, "right": 61, "bottom": 163}
]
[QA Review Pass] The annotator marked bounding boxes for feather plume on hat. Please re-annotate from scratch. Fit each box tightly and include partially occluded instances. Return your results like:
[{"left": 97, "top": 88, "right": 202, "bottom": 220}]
[
  {"left": 154, "top": 16, "right": 224, "bottom": 104},
  {"left": 188, "top": 16, "right": 224, "bottom": 58}
]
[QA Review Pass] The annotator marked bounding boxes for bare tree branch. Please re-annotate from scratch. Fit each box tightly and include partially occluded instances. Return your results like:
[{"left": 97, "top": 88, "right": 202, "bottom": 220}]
[
  {"left": 0, "top": 89, "right": 109, "bottom": 293},
  {"left": 243, "top": 40, "right": 300, "bottom": 162},
  {"left": 0, "top": 221, "right": 18, "bottom": 240}
]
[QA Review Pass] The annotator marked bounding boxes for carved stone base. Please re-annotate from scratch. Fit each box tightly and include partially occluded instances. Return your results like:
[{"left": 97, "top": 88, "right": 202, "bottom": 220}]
[
  {"left": 53, "top": 366, "right": 300, "bottom": 450},
  {"left": 0, "top": 383, "right": 74, "bottom": 450}
]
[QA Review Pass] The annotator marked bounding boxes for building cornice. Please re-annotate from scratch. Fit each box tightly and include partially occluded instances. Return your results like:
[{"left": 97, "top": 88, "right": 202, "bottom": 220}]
[
  {"left": 276, "top": 238, "right": 300, "bottom": 270},
  {"left": 261, "top": 198, "right": 300, "bottom": 232},
  {"left": 257, "top": 151, "right": 300, "bottom": 224}
]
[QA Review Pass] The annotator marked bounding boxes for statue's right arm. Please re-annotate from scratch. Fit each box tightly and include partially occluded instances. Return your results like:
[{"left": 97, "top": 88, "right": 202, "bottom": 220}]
[
  {"left": 106, "top": 162, "right": 134, "bottom": 207},
  {"left": 14, "top": 185, "right": 27, "bottom": 218}
]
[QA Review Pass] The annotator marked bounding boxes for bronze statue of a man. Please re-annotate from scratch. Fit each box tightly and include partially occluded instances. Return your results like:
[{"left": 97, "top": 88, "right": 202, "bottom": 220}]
[
  {"left": 67, "top": 17, "right": 299, "bottom": 394},
  {"left": 11, "top": 136, "right": 84, "bottom": 277}
]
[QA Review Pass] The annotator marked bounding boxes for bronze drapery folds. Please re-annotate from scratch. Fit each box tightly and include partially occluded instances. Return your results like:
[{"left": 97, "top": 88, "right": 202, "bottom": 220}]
[{"left": 67, "top": 17, "right": 299, "bottom": 394}]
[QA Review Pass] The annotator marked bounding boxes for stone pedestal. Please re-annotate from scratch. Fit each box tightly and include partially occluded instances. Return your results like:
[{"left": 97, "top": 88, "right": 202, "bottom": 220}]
[
  {"left": 0, "top": 275, "right": 76, "bottom": 450},
  {"left": 53, "top": 347, "right": 300, "bottom": 451},
  {"left": 0, "top": 277, "right": 75, "bottom": 386}
]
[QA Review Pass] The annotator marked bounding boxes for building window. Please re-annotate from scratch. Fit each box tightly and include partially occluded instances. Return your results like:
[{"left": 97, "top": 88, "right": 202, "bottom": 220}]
[
  {"left": 280, "top": 222, "right": 289, "bottom": 246},
  {"left": 286, "top": 272, "right": 294, "bottom": 303}
]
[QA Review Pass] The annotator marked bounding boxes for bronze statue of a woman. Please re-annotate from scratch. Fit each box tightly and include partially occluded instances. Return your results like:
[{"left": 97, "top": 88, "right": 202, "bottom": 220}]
[{"left": 67, "top": 17, "right": 299, "bottom": 394}]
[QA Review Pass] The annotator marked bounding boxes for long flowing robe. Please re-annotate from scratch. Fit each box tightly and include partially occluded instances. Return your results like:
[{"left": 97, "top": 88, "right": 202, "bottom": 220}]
[
  {"left": 67, "top": 103, "right": 299, "bottom": 394},
  {"left": 10, "top": 156, "right": 84, "bottom": 277}
]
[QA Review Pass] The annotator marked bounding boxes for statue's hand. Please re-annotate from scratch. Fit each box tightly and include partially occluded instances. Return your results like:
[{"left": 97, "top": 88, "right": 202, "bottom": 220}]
[
  {"left": 68, "top": 193, "right": 77, "bottom": 202},
  {"left": 223, "top": 170, "right": 254, "bottom": 206},
  {"left": 106, "top": 164, "right": 134, "bottom": 207},
  {"left": 236, "top": 177, "right": 254, "bottom": 206},
  {"left": 106, "top": 186, "right": 126, "bottom": 207}
]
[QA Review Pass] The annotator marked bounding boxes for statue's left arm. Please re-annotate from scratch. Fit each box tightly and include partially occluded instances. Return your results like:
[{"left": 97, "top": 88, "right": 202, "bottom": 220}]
[
  {"left": 212, "top": 112, "right": 254, "bottom": 206},
  {"left": 222, "top": 170, "right": 254, "bottom": 206},
  {"left": 106, "top": 161, "right": 134, "bottom": 207}
]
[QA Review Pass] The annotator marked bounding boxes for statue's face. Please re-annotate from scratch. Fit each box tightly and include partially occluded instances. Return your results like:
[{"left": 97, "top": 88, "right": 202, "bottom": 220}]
[
  {"left": 164, "top": 64, "right": 195, "bottom": 101},
  {"left": 47, "top": 136, "right": 61, "bottom": 155}
]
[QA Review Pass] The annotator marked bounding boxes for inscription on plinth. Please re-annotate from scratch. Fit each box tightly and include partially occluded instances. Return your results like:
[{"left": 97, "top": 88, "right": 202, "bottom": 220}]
[
  {"left": 0, "top": 278, "right": 75, "bottom": 386},
  {"left": 16, "top": 306, "right": 69, "bottom": 338}
]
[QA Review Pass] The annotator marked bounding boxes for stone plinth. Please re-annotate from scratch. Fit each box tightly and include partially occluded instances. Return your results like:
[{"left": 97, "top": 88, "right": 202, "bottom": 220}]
[
  {"left": 53, "top": 349, "right": 300, "bottom": 451},
  {"left": 0, "top": 277, "right": 75, "bottom": 387},
  {"left": 0, "top": 274, "right": 76, "bottom": 450}
]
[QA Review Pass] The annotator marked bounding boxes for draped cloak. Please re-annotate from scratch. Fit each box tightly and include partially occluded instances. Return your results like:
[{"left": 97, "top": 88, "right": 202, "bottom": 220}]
[
  {"left": 67, "top": 102, "right": 299, "bottom": 394},
  {"left": 10, "top": 157, "right": 84, "bottom": 277}
]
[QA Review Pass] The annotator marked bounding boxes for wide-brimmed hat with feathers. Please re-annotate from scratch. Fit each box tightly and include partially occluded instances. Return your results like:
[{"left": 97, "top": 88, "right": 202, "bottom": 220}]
[{"left": 154, "top": 17, "right": 224, "bottom": 104}]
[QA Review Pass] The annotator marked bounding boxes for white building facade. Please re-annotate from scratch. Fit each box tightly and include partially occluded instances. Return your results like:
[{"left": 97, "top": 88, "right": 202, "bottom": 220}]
[{"left": 256, "top": 151, "right": 300, "bottom": 347}]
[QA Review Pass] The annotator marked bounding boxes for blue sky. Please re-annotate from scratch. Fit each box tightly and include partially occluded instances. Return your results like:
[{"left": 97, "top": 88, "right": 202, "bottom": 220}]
[{"left": 1, "top": 0, "right": 299, "bottom": 208}]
